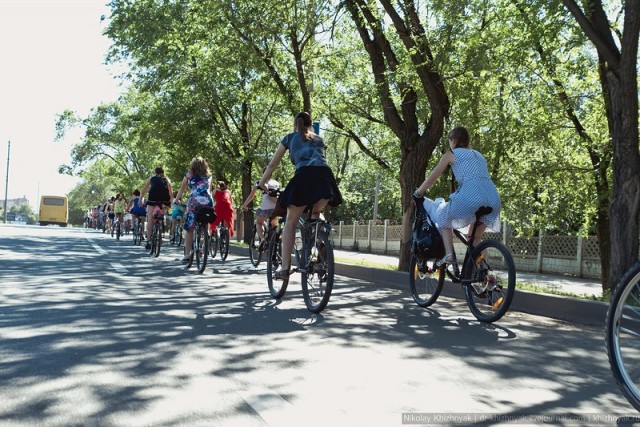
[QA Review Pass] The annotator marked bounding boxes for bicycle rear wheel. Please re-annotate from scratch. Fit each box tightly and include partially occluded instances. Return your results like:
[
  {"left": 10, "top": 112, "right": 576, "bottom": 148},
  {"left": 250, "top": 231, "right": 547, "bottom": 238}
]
[
  {"left": 152, "top": 223, "right": 162, "bottom": 257},
  {"left": 220, "top": 227, "right": 229, "bottom": 260},
  {"left": 249, "top": 224, "right": 264, "bottom": 267},
  {"left": 116, "top": 222, "right": 121, "bottom": 240},
  {"left": 209, "top": 229, "right": 218, "bottom": 258},
  {"left": 462, "top": 239, "right": 516, "bottom": 323},
  {"left": 606, "top": 261, "right": 640, "bottom": 412},
  {"left": 301, "top": 230, "right": 334, "bottom": 313},
  {"left": 266, "top": 229, "right": 289, "bottom": 298},
  {"left": 409, "top": 255, "right": 445, "bottom": 307},
  {"left": 195, "top": 224, "right": 209, "bottom": 274},
  {"left": 175, "top": 224, "right": 183, "bottom": 246},
  {"left": 133, "top": 221, "right": 140, "bottom": 245}
]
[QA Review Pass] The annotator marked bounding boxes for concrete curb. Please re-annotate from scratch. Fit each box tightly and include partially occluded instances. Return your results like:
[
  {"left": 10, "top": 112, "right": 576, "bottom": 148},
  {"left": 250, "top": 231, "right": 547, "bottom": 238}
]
[{"left": 230, "top": 245, "right": 608, "bottom": 327}]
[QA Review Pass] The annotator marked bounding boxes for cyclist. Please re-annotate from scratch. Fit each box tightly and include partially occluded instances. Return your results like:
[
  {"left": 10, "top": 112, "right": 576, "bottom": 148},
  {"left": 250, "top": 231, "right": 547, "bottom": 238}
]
[
  {"left": 211, "top": 180, "right": 235, "bottom": 239},
  {"left": 140, "top": 167, "right": 173, "bottom": 249},
  {"left": 258, "top": 111, "right": 342, "bottom": 279},
  {"left": 413, "top": 126, "right": 501, "bottom": 270},
  {"left": 241, "top": 179, "right": 280, "bottom": 247},
  {"left": 174, "top": 157, "right": 214, "bottom": 262},
  {"left": 169, "top": 191, "right": 185, "bottom": 244},
  {"left": 113, "top": 193, "right": 126, "bottom": 234},
  {"left": 106, "top": 197, "right": 115, "bottom": 235},
  {"left": 127, "top": 189, "right": 147, "bottom": 240}
]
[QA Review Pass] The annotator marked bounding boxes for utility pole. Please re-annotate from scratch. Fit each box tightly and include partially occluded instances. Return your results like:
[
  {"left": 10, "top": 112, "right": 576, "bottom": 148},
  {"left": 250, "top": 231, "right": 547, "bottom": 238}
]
[{"left": 3, "top": 140, "right": 9, "bottom": 224}]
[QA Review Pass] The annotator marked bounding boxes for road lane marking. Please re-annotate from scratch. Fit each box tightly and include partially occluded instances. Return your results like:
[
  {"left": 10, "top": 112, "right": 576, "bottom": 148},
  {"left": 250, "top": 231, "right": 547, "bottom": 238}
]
[
  {"left": 87, "top": 238, "right": 107, "bottom": 255},
  {"left": 238, "top": 388, "right": 304, "bottom": 427},
  {"left": 110, "top": 262, "right": 128, "bottom": 274}
]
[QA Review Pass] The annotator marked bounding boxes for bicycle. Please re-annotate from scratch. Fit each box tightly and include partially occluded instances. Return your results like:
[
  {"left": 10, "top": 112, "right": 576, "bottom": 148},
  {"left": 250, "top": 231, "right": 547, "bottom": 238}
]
[
  {"left": 113, "top": 216, "right": 122, "bottom": 240},
  {"left": 409, "top": 195, "right": 516, "bottom": 323},
  {"left": 149, "top": 205, "right": 166, "bottom": 257},
  {"left": 605, "top": 260, "right": 640, "bottom": 412},
  {"left": 247, "top": 208, "right": 277, "bottom": 267},
  {"left": 170, "top": 203, "right": 186, "bottom": 246},
  {"left": 132, "top": 215, "right": 144, "bottom": 246},
  {"left": 266, "top": 212, "right": 335, "bottom": 313},
  {"left": 185, "top": 206, "right": 216, "bottom": 274},
  {"left": 209, "top": 220, "right": 230, "bottom": 261}
]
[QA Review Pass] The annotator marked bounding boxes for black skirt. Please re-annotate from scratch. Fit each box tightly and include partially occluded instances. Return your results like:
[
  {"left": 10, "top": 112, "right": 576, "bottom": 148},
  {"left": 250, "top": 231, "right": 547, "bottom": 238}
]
[{"left": 279, "top": 166, "right": 343, "bottom": 210}]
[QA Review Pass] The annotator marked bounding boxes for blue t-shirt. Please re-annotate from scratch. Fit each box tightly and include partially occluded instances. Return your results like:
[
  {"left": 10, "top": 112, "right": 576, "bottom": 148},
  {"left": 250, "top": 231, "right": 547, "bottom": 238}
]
[{"left": 281, "top": 131, "right": 329, "bottom": 169}]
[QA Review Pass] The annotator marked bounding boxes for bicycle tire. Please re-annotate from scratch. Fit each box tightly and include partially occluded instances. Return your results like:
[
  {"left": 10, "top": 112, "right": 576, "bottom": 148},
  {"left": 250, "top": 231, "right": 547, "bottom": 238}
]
[
  {"left": 409, "top": 255, "right": 445, "bottom": 307},
  {"left": 266, "top": 229, "right": 289, "bottom": 298},
  {"left": 605, "top": 261, "right": 640, "bottom": 412},
  {"left": 195, "top": 224, "right": 209, "bottom": 274},
  {"left": 116, "top": 222, "right": 121, "bottom": 240},
  {"left": 111, "top": 223, "right": 114, "bottom": 238},
  {"left": 175, "top": 224, "right": 183, "bottom": 246},
  {"left": 209, "top": 229, "right": 218, "bottom": 258},
  {"left": 249, "top": 224, "right": 263, "bottom": 267},
  {"left": 152, "top": 222, "right": 162, "bottom": 257},
  {"left": 220, "top": 227, "right": 229, "bottom": 261},
  {"left": 301, "top": 230, "right": 334, "bottom": 313},
  {"left": 462, "top": 239, "right": 516, "bottom": 323},
  {"left": 133, "top": 221, "right": 139, "bottom": 246}
]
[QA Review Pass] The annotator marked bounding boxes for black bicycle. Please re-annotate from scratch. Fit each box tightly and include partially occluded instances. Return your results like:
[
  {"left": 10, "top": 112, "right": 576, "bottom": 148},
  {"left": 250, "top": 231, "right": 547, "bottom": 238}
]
[
  {"left": 248, "top": 209, "right": 278, "bottom": 267},
  {"left": 149, "top": 206, "right": 165, "bottom": 257},
  {"left": 185, "top": 207, "right": 216, "bottom": 274},
  {"left": 606, "top": 260, "right": 640, "bottom": 412},
  {"left": 132, "top": 215, "right": 144, "bottom": 246},
  {"left": 409, "top": 195, "right": 516, "bottom": 323},
  {"left": 210, "top": 220, "right": 230, "bottom": 261},
  {"left": 266, "top": 212, "right": 335, "bottom": 313}
]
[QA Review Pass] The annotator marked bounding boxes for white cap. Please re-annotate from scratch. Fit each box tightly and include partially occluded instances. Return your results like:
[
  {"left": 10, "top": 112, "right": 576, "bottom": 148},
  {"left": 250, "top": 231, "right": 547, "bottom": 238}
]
[{"left": 267, "top": 179, "right": 279, "bottom": 190}]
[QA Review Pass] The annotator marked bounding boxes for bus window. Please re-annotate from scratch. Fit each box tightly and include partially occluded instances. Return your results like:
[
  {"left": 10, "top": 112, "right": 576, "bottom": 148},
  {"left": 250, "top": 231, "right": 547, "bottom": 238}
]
[{"left": 39, "top": 196, "right": 68, "bottom": 227}]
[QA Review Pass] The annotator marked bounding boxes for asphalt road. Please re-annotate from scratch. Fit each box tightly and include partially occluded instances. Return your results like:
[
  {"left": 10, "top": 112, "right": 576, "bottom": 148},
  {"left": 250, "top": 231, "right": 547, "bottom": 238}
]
[{"left": 0, "top": 225, "right": 636, "bottom": 426}]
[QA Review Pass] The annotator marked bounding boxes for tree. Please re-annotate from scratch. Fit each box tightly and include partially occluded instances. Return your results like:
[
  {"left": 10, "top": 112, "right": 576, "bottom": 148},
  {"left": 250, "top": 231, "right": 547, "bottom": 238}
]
[{"left": 562, "top": 0, "right": 640, "bottom": 289}]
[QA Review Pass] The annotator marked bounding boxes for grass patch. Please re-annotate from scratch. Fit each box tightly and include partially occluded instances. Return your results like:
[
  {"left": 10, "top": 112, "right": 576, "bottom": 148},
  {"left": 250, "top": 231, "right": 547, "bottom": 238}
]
[
  {"left": 334, "top": 256, "right": 397, "bottom": 271},
  {"left": 517, "top": 282, "right": 607, "bottom": 302}
]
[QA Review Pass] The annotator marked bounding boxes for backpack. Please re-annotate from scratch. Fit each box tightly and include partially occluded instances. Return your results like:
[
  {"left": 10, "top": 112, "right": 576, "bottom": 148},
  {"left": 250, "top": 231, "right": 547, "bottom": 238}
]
[{"left": 411, "top": 196, "right": 445, "bottom": 260}]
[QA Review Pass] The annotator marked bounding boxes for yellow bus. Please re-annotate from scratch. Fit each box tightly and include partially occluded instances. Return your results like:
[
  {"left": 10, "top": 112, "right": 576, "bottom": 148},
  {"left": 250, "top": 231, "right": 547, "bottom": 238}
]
[{"left": 39, "top": 195, "right": 68, "bottom": 227}]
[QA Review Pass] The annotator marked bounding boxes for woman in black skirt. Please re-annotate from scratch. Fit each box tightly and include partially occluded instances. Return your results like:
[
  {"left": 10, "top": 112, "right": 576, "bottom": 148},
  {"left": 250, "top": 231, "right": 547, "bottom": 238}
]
[{"left": 258, "top": 111, "right": 342, "bottom": 279}]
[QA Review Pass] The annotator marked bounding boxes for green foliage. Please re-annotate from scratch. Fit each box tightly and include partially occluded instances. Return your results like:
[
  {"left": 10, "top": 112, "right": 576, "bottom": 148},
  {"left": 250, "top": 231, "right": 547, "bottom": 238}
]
[{"left": 9, "top": 203, "right": 37, "bottom": 225}]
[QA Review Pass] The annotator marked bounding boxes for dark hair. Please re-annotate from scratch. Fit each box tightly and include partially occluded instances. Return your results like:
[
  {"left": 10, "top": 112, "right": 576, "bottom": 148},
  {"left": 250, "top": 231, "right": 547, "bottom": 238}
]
[
  {"left": 133, "top": 189, "right": 140, "bottom": 196},
  {"left": 155, "top": 167, "right": 164, "bottom": 175},
  {"left": 218, "top": 181, "right": 227, "bottom": 190},
  {"left": 294, "top": 111, "right": 315, "bottom": 141},
  {"left": 448, "top": 127, "right": 470, "bottom": 148}
]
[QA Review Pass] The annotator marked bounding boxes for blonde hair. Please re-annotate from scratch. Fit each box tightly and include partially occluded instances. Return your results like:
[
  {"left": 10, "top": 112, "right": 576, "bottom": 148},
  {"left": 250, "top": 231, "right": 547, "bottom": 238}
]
[{"left": 190, "top": 156, "right": 211, "bottom": 177}]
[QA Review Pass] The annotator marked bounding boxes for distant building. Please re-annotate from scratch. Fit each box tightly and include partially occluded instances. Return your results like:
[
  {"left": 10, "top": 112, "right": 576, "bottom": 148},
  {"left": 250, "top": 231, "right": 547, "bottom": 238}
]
[{"left": 1, "top": 196, "right": 29, "bottom": 211}]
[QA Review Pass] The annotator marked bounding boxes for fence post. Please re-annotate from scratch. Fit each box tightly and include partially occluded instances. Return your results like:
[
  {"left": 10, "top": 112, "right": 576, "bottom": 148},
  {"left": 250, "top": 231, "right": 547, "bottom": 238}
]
[
  {"left": 367, "top": 220, "right": 373, "bottom": 252},
  {"left": 576, "top": 236, "right": 584, "bottom": 278},
  {"left": 536, "top": 230, "right": 544, "bottom": 273},
  {"left": 383, "top": 219, "right": 389, "bottom": 255},
  {"left": 339, "top": 221, "right": 343, "bottom": 249},
  {"left": 353, "top": 220, "right": 358, "bottom": 250},
  {"left": 502, "top": 220, "right": 508, "bottom": 246}
]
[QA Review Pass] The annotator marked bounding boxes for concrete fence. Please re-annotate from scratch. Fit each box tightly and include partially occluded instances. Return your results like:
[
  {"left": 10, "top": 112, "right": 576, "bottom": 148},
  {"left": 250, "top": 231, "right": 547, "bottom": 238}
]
[{"left": 235, "top": 214, "right": 602, "bottom": 280}]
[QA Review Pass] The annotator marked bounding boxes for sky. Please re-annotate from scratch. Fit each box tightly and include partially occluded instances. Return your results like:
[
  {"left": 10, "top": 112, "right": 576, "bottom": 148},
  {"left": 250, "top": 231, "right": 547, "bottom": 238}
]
[{"left": 0, "top": 0, "right": 123, "bottom": 208}]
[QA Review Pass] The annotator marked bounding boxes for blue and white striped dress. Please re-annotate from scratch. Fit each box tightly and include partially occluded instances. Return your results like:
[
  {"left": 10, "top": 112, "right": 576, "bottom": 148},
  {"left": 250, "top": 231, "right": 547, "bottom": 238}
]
[{"left": 424, "top": 147, "right": 501, "bottom": 232}]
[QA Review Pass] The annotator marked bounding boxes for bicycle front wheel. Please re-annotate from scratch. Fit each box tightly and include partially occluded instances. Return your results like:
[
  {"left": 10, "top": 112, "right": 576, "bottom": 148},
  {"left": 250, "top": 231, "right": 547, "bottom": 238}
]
[
  {"left": 195, "top": 224, "right": 209, "bottom": 274},
  {"left": 409, "top": 255, "right": 445, "bottom": 307},
  {"left": 266, "top": 230, "right": 289, "bottom": 298},
  {"left": 301, "top": 231, "right": 334, "bottom": 313},
  {"left": 220, "top": 228, "right": 229, "bottom": 261},
  {"left": 249, "top": 224, "right": 264, "bottom": 267},
  {"left": 462, "top": 239, "right": 516, "bottom": 323},
  {"left": 606, "top": 261, "right": 640, "bottom": 412}
]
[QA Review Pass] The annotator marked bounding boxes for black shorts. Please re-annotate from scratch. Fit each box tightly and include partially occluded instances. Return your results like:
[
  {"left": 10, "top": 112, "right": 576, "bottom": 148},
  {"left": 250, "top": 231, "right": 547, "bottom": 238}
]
[
  {"left": 147, "top": 200, "right": 170, "bottom": 207},
  {"left": 108, "top": 213, "right": 115, "bottom": 219}
]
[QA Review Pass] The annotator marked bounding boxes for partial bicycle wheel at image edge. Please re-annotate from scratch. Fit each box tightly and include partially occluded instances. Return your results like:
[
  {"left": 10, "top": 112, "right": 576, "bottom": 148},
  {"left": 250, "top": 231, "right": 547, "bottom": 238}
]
[{"left": 606, "top": 261, "right": 640, "bottom": 412}]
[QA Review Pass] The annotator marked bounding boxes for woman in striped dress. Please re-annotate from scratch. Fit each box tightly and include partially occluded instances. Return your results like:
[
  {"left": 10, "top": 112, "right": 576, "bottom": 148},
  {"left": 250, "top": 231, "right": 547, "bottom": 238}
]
[{"left": 414, "top": 126, "right": 501, "bottom": 267}]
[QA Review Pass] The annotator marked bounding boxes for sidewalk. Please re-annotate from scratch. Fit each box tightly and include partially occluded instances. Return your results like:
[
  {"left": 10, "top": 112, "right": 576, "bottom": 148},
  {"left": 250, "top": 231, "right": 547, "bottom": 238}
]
[{"left": 333, "top": 248, "right": 604, "bottom": 299}]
